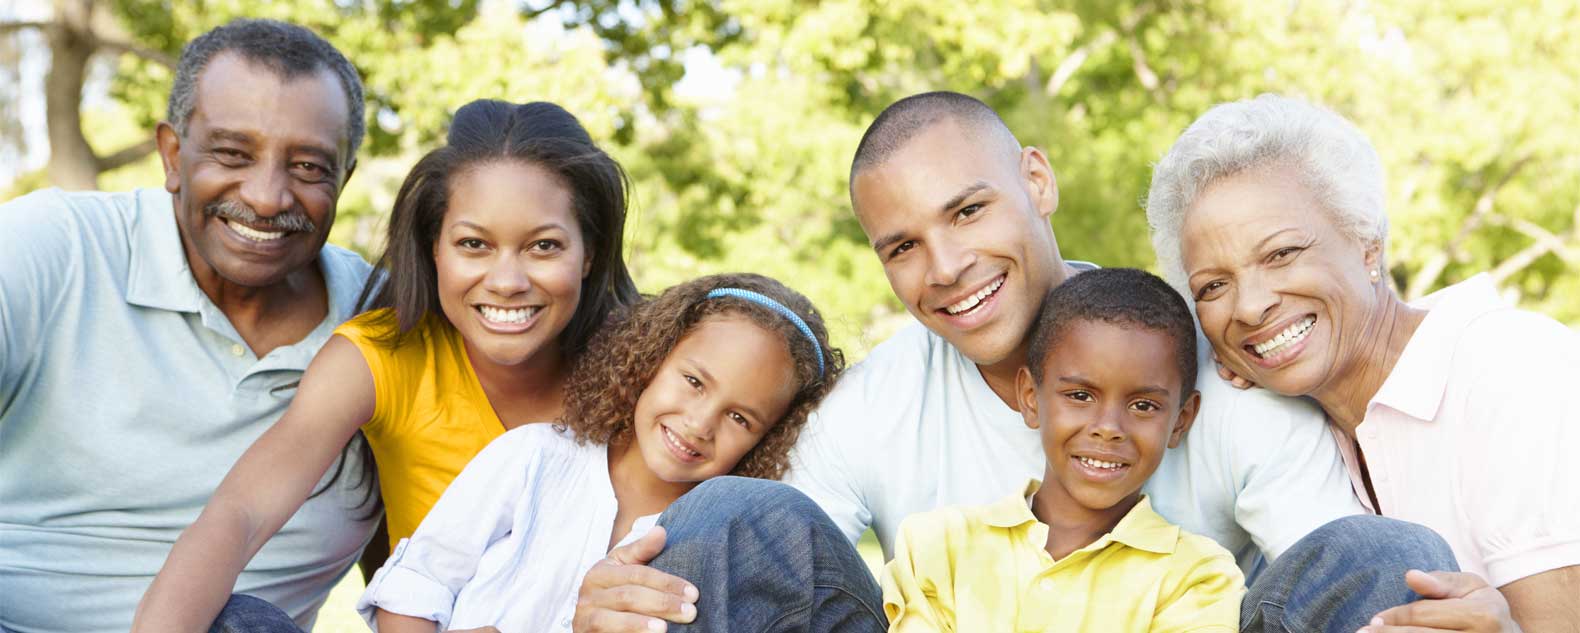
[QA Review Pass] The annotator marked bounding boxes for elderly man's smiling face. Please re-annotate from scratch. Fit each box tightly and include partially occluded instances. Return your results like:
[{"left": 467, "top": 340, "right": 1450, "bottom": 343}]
[
  {"left": 157, "top": 52, "right": 353, "bottom": 292},
  {"left": 850, "top": 118, "right": 1063, "bottom": 371}
]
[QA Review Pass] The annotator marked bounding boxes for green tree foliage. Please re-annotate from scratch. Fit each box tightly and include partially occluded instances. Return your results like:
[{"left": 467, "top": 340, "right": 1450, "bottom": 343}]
[{"left": 5, "top": 0, "right": 1576, "bottom": 358}]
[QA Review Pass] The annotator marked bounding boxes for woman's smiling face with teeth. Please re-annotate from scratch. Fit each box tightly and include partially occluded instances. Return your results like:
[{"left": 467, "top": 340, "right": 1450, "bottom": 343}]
[
  {"left": 631, "top": 315, "right": 798, "bottom": 484},
  {"left": 1180, "top": 164, "right": 1383, "bottom": 397},
  {"left": 433, "top": 160, "right": 590, "bottom": 371}
]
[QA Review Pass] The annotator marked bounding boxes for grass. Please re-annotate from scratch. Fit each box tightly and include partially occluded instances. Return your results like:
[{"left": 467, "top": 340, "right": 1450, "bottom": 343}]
[{"left": 308, "top": 530, "right": 887, "bottom": 631}]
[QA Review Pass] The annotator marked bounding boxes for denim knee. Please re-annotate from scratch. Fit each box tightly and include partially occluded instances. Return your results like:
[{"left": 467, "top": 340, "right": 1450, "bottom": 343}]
[
  {"left": 663, "top": 476, "right": 820, "bottom": 527},
  {"left": 1301, "top": 515, "right": 1459, "bottom": 572},
  {"left": 209, "top": 594, "right": 302, "bottom": 633}
]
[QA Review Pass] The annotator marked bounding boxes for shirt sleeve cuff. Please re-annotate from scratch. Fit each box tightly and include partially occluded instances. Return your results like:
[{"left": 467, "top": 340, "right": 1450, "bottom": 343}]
[
  {"left": 1482, "top": 537, "right": 1580, "bottom": 588},
  {"left": 356, "top": 538, "right": 459, "bottom": 631}
]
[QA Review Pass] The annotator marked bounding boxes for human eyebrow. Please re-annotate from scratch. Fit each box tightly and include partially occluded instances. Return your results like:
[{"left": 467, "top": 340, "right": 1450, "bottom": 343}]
[
  {"left": 939, "top": 181, "right": 991, "bottom": 214},
  {"left": 871, "top": 230, "right": 909, "bottom": 254},
  {"left": 205, "top": 128, "right": 255, "bottom": 147}
]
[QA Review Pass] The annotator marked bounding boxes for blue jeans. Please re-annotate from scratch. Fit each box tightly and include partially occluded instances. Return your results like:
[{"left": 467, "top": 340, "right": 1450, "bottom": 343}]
[
  {"left": 652, "top": 476, "right": 887, "bottom": 632},
  {"left": 208, "top": 594, "right": 302, "bottom": 633},
  {"left": 1241, "top": 514, "right": 1461, "bottom": 632}
]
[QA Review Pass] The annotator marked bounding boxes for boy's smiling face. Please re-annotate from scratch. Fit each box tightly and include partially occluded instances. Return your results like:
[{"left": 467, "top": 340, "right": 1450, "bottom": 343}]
[{"left": 1017, "top": 319, "right": 1200, "bottom": 519}]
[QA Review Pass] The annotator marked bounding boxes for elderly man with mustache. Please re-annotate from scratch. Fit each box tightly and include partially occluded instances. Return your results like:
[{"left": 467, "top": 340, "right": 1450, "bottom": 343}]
[{"left": 0, "top": 18, "right": 376, "bottom": 633}]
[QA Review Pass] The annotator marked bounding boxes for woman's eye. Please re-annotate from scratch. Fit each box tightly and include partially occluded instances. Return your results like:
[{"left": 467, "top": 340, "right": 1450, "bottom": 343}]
[
  {"left": 1195, "top": 280, "right": 1225, "bottom": 301},
  {"left": 1270, "top": 246, "right": 1301, "bottom": 262},
  {"left": 458, "top": 238, "right": 486, "bottom": 250},
  {"left": 531, "top": 239, "right": 562, "bottom": 252}
]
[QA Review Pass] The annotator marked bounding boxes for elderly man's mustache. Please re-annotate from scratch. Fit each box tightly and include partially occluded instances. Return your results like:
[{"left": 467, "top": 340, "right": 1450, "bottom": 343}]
[{"left": 203, "top": 198, "right": 317, "bottom": 233}]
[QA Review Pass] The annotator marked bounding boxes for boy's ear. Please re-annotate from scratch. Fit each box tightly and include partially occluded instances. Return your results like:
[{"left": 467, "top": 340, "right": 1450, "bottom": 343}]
[
  {"left": 1016, "top": 366, "right": 1041, "bottom": 430},
  {"left": 1167, "top": 390, "right": 1202, "bottom": 449}
]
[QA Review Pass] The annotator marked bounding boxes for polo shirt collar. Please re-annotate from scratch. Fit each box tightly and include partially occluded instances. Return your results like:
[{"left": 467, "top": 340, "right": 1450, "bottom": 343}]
[
  {"left": 983, "top": 479, "right": 1179, "bottom": 555},
  {"left": 125, "top": 188, "right": 205, "bottom": 313},
  {"left": 1369, "top": 275, "right": 1508, "bottom": 422}
]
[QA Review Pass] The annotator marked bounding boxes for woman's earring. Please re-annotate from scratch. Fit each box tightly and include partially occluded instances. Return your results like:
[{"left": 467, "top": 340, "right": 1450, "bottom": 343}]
[{"left": 1370, "top": 269, "right": 1380, "bottom": 282}]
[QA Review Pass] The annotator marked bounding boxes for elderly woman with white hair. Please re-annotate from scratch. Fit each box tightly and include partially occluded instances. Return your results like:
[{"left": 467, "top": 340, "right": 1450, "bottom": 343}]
[{"left": 1147, "top": 94, "right": 1579, "bottom": 632}]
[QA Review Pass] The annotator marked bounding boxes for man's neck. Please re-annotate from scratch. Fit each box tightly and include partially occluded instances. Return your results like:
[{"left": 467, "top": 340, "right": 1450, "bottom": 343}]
[
  {"left": 190, "top": 256, "right": 328, "bottom": 358},
  {"left": 975, "top": 260, "right": 1086, "bottom": 411}
]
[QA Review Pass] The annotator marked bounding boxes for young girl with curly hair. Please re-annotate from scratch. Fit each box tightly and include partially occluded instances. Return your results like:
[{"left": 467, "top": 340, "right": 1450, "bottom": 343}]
[{"left": 359, "top": 272, "right": 845, "bottom": 633}]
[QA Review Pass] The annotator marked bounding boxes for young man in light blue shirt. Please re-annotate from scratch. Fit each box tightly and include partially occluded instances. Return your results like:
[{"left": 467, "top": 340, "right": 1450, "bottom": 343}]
[{"left": 0, "top": 19, "right": 376, "bottom": 633}]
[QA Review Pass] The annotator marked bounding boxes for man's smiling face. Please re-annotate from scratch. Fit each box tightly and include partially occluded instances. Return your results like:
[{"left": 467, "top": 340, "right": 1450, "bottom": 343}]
[
  {"left": 159, "top": 52, "right": 352, "bottom": 291},
  {"left": 850, "top": 118, "right": 1063, "bottom": 369}
]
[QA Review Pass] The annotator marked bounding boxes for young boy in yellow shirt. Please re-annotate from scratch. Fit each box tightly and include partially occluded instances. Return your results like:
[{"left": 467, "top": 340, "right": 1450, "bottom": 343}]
[{"left": 882, "top": 268, "right": 1245, "bottom": 632}]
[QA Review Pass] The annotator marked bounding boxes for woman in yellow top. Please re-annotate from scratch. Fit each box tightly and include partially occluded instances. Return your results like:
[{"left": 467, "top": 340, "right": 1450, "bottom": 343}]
[{"left": 134, "top": 99, "right": 640, "bottom": 632}]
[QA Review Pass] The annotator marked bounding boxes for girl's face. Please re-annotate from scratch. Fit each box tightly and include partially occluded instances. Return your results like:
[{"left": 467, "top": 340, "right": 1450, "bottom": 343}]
[
  {"left": 632, "top": 314, "right": 799, "bottom": 483},
  {"left": 434, "top": 160, "right": 590, "bottom": 370}
]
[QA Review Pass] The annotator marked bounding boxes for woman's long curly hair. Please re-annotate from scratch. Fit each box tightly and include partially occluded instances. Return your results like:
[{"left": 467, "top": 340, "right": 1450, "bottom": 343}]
[{"left": 559, "top": 273, "right": 845, "bottom": 480}]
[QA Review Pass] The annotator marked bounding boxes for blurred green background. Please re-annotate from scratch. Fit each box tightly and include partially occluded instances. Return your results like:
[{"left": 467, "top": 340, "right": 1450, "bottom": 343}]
[{"left": 4, "top": 0, "right": 1577, "bottom": 629}]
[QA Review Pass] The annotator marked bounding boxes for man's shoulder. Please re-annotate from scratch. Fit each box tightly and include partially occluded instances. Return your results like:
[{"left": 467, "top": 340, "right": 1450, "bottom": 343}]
[
  {"left": 1192, "top": 365, "right": 1326, "bottom": 440},
  {"left": 1, "top": 187, "right": 143, "bottom": 243}
]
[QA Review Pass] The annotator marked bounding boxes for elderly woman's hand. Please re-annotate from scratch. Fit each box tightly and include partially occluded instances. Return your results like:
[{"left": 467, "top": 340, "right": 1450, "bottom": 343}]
[{"left": 1360, "top": 570, "right": 1521, "bottom": 633}]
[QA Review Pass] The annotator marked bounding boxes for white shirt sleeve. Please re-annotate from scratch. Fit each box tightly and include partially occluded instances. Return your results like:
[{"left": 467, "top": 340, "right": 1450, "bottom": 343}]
[
  {"left": 356, "top": 427, "right": 542, "bottom": 630},
  {"left": 0, "top": 190, "right": 80, "bottom": 394},
  {"left": 1211, "top": 381, "right": 1366, "bottom": 561},
  {"left": 1457, "top": 313, "right": 1580, "bottom": 587},
  {"left": 785, "top": 383, "right": 875, "bottom": 547}
]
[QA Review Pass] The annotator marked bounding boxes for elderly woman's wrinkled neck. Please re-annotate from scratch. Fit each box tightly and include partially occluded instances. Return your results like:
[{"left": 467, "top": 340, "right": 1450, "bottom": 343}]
[{"left": 1313, "top": 283, "right": 1426, "bottom": 435}]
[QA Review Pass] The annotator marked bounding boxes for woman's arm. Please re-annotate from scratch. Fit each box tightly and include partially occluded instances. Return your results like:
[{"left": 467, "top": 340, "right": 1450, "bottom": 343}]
[
  {"left": 132, "top": 335, "right": 375, "bottom": 633},
  {"left": 1502, "top": 566, "right": 1580, "bottom": 632}
]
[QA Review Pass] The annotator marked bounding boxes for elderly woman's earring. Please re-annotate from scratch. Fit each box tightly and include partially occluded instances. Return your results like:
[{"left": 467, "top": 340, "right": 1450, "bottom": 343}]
[{"left": 1370, "top": 269, "right": 1380, "bottom": 282}]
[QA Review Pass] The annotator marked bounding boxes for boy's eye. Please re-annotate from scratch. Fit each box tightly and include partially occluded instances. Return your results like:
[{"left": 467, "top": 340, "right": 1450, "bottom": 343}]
[
  {"left": 1131, "top": 400, "right": 1161, "bottom": 412},
  {"left": 1065, "top": 390, "right": 1094, "bottom": 402}
]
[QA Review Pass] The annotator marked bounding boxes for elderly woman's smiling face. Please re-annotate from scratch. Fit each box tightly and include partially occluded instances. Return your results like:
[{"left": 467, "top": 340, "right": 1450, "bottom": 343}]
[{"left": 1180, "top": 163, "right": 1383, "bottom": 397}]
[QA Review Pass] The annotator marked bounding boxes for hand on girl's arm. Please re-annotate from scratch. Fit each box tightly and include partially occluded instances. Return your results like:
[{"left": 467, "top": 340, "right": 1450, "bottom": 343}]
[
  {"left": 572, "top": 527, "right": 699, "bottom": 633},
  {"left": 1361, "top": 570, "right": 1521, "bottom": 633}
]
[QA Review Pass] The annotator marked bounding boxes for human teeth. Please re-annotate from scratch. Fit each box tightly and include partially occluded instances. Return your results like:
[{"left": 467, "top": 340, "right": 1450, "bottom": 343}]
[
  {"left": 1253, "top": 316, "right": 1317, "bottom": 357},
  {"left": 227, "top": 220, "right": 285, "bottom": 241},
  {"left": 478, "top": 305, "right": 537, "bottom": 324},
  {"left": 1078, "top": 456, "right": 1125, "bottom": 470},
  {"left": 946, "top": 276, "right": 1005, "bottom": 315},
  {"left": 664, "top": 426, "right": 701, "bottom": 457}
]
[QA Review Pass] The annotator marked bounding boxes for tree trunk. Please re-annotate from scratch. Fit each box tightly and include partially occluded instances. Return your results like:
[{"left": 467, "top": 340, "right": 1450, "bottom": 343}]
[{"left": 43, "top": 0, "right": 99, "bottom": 190}]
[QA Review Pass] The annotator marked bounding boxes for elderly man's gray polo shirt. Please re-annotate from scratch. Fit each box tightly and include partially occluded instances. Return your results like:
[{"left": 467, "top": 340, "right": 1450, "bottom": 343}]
[{"left": 0, "top": 188, "right": 378, "bottom": 633}]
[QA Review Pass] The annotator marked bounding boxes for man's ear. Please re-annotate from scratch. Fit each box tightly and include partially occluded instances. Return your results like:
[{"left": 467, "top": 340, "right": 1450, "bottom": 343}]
[
  {"left": 1021, "top": 146, "right": 1059, "bottom": 221},
  {"left": 1168, "top": 390, "right": 1202, "bottom": 449},
  {"left": 156, "top": 122, "right": 182, "bottom": 194},
  {"left": 1017, "top": 366, "right": 1042, "bottom": 430},
  {"left": 341, "top": 157, "right": 358, "bottom": 190}
]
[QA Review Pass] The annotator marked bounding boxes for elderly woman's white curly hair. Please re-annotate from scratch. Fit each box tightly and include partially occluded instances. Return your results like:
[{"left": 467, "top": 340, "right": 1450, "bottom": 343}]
[{"left": 1146, "top": 94, "right": 1390, "bottom": 296}]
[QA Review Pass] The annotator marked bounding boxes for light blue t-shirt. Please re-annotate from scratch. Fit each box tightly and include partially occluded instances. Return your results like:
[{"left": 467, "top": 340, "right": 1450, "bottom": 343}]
[{"left": 0, "top": 188, "right": 378, "bottom": 633}]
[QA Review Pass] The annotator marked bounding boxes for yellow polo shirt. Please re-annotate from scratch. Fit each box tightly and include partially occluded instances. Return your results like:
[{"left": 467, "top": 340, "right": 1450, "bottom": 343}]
[
  {"left": 882, "top": 482, "right": 1244, "bottom": 632},
  {"left": 336, "top": 309, "right": 506, "bottom": 548}
]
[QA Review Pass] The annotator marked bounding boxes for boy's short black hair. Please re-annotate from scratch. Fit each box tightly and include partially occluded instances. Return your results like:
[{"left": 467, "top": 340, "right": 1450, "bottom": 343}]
[{"left": 1025, "top": 268, "right": 1199, "bottom": 398}]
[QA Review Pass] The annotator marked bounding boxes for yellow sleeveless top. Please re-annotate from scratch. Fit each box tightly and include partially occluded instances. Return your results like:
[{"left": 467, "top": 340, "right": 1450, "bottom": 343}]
[{"left": 334, "top": 309, "right": 505, "bottom": 548}]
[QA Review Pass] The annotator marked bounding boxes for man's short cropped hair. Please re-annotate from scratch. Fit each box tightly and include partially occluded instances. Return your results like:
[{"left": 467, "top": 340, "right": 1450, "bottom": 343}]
[
  {"left": 1026, "top": 268, "right": 1199, "bottom": 398},
  {"left": 849, "top": 91, "right": 1019, "bottom": 184},
  {"left": 167, "top": 18, "right": 365, "bottom": 158}
]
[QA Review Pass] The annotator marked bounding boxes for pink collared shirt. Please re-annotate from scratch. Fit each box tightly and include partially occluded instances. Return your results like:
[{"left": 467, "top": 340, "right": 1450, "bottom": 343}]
[{"left": 1332, "top": 274, "right": 1580, "bottom": 587}]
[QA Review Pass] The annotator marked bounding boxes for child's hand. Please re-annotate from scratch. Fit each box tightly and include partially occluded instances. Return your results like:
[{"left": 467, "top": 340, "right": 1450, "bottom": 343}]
[
  {"left": 1359, "top": 570, "right": 1520, "bottom": 633},
  {"left": 572, "top": 526, "right": 699, "bottom": 632}
]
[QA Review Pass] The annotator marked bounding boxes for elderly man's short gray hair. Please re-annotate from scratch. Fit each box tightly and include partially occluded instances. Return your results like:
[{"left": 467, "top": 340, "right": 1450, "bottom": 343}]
[{"left": 1145, "top": 94, "right": 1389, "bottom": 294}]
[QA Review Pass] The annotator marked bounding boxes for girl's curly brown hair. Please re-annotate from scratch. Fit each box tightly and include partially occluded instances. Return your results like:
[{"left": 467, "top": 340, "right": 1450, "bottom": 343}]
[{"left": 559, "top": 273, "right": 845, "bottom": 480}]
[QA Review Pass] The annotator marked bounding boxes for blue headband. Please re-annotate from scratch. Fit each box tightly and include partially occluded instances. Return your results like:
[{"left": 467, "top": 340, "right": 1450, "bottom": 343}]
[{"left": 705, "top": 288, "right": 826, "bottom": 378}]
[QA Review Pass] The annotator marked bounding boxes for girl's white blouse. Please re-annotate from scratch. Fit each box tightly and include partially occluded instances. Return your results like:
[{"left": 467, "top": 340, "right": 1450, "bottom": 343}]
[{"left": 357, "top": 424, "right": 658, "bottom": 633}]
